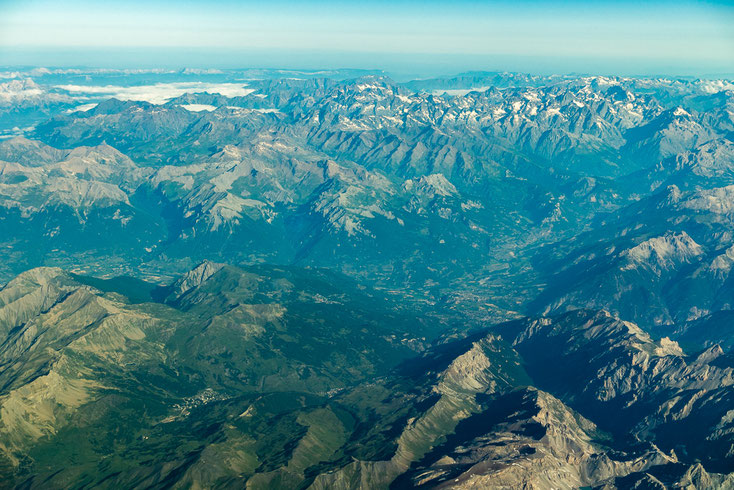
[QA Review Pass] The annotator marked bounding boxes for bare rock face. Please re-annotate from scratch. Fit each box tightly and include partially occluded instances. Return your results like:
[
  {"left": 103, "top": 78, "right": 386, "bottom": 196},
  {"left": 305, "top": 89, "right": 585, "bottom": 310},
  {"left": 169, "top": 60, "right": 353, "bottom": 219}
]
[
  {"left": 309, "top": 333, "right": 530, "bottom": 489},
  {"left": 0, "top": 137, "right": 143, "bottom": 213},
  {"left": 494, "top": 309, "right": 734, "bottom": 473},
  {"left": 309, "top": 315, "right": 724, "bottom": 490},
  {"left": 0, "top": 267, "right": 73, "bottom": 337},
  {"left": 163, "top": 259, "right": 225, "bottom": 302},
  {"left": 400, "top": 388, "right": 674, "bottom": 489},
  {"left": 595, "top": 462, "right": 734, "bottom": 490}
]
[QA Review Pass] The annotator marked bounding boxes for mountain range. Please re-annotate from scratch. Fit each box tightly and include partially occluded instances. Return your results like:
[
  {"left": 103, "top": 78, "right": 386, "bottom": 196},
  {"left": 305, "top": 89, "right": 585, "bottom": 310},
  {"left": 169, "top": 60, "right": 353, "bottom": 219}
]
[{"left": 0, "top": 69, "right": 733, "bottom": 488}]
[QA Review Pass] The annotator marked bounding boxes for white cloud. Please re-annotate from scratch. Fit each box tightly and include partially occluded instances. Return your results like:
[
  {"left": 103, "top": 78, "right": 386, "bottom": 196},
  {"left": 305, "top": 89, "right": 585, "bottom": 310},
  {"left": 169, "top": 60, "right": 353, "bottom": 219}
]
[
  {"left": 0, "top": 125, "right": 35, "bottom": 139},
  {"left": 65, "top": 103, "right": 98, "bottom": 113},
  {"left": 32, "top": 67, "right": 175, "bottom": 76},
  {"left": 181, "top": 104, "right": 217, "bottom": 112},
  {"left": 54, "top": 82, "right": 255, "bottom": 104}
]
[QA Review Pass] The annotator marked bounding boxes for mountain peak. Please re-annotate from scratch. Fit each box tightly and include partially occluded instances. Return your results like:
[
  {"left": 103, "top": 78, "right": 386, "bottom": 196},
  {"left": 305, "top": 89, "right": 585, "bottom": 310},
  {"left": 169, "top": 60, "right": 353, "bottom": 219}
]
[
  {"left": 165, "top": 260, "right": 225, "bottom": 302},
  {"left": 623, "top": 232, "right": 703, "bottom": 271}
]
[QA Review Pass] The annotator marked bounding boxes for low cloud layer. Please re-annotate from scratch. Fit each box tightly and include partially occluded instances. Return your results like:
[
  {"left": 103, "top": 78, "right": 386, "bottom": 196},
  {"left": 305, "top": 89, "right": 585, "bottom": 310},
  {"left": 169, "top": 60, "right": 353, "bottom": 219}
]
[{"left": 55, "top": 82, "right": 255, "bottom": 104}]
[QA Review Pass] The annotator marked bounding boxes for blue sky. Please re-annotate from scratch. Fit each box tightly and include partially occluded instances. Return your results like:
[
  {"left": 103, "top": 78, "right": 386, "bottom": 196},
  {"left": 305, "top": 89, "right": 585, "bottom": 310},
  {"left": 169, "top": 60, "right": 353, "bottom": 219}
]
[{"left": 0, "top": 0, "right": 732, "bottom": 76}]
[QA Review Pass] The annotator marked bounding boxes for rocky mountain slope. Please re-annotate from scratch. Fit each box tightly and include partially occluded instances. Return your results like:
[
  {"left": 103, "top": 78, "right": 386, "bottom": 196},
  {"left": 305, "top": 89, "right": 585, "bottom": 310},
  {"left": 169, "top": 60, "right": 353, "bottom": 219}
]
[
  {"left": 2, "top": 266, "right": 731, "bottom": 488},
  {"left": 0, "top": 69, "right": 733, "bottom": 488},
  {"left": 0, "top": 263, "right": 443, "bottom": 487},
  {"left": 2, "top": 73, "right": 730, "bottom": 320}
]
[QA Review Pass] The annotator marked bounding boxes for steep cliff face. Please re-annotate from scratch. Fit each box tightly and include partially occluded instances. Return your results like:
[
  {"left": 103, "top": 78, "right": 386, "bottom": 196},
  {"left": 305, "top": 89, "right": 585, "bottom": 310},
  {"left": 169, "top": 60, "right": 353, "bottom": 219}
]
[
  {"left": 306, "top": 333, "right": 530, "bottom": 489},
  {"left": 596, "top": 463, "right": 734, "bottom": 490},
  {"left": 398, "top": 388, "right": 674, "bottom": 490},
  {"left": 305, "top": 319, "right": 718, "bottom": 489},
  {"left": 494, "top": 310, "right": 734, "bottom": 473}
]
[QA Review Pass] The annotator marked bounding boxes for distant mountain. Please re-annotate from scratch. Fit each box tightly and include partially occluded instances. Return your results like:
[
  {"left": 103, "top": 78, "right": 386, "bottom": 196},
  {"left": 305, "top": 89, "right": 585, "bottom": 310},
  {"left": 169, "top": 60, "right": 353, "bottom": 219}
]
[{"left": 0, "top": 79, "right": 76, "bottom": 137}]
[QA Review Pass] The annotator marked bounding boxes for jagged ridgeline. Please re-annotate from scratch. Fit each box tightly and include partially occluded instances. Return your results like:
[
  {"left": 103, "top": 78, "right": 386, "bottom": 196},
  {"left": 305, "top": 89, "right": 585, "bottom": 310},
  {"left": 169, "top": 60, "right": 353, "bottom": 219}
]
[
  {"left": 0, "top": 70, "right": 733, "bottom": 488},
  {"left": 0, "top": 263, "right": 435, "bottom": 486},
  {"left": 1, "top": 73, "right": 732, "bottom": 323},
  {"left": 1, "top": 266, "right": 733, "bottom": 488}
]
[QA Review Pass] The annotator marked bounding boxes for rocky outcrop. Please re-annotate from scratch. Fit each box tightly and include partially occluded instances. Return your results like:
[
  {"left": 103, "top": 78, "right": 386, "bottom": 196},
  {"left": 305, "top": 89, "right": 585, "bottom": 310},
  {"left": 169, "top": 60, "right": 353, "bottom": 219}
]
[
  {"left": 495, "top": 309, "right": 734, "bottom": 472},
  {"left": 401, "top": 388, "right": 674, "bottom": 489}
]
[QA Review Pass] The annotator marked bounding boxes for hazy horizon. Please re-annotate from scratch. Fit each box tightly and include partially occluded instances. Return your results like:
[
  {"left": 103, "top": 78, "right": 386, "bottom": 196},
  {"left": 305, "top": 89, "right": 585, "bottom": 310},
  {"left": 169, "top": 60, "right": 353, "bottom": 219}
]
[{"left": 1, "top": 0, "right": 732, "bottom": 79}]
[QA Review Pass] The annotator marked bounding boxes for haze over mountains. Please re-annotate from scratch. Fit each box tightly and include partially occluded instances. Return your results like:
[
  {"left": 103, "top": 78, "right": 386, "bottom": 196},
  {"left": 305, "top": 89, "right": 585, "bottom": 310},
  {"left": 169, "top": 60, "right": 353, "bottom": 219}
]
[{"left": 0, "top": 67, "right": 733, "bottom": 488}]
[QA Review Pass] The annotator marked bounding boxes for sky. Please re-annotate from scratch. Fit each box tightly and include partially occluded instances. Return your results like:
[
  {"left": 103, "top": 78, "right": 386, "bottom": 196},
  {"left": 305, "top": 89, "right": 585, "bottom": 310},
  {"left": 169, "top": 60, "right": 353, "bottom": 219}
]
[{"left": 0, "top": 0, "right": 732, "bottom": 77}]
